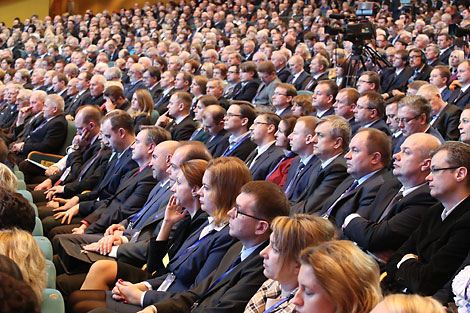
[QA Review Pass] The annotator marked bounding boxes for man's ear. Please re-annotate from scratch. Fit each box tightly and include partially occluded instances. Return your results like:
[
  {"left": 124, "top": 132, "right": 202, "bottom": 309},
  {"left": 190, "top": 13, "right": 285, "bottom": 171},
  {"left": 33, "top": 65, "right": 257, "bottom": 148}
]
[{"left": 254, "top": 220, "right": 270, "bottom": 236}]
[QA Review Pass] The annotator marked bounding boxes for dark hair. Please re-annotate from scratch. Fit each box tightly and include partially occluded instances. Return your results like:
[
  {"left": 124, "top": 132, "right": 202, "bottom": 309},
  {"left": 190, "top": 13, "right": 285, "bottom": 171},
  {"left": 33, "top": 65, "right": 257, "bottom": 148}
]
[
  {"left": 0, "top": 272, "right": 40, "bottom": 313},
  {"left": 0, "top": 188, "right": 35, "bottom": 233},
  {"left": 240, "top": 181, "right": 290, "bottom": 222},
  {"left": 102, "top": 109, "right": 135, "bottom": 134}
]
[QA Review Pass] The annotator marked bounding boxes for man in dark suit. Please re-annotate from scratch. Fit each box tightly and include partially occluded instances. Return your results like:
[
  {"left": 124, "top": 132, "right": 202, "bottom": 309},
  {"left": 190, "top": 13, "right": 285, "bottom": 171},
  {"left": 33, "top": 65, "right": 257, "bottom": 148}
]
[
  {"left": 283, "top": 116, "right": 320, "bottom": 202},
  {"left": 426, "top": 44, "right": 445, "bottom": 68},
  {"left": 394, "top": 95, "right": 445, "bottom": 154},
  {"left": 312, "top": 80, "right": 337, "bottom": 118},
  {"left": 407, "top": 48, "right": 433, "bottom": 83},
  {"left": 381, "top": 49, "right": 413, "bottom": 97},
  {"left": 15, "top": 94, "right": 68, "bottom": 180},
  {"left": 156, "top": 92, "right": 195, "bottom": 141},
  {"left": 246, "top": 113, "right": 284, "bottom": 180},
  {"left": 448, "top": 60, "right": 470, "bottom": 109},
  {"left": 334, "top": 88, "right": 361, "bottom": 130},
  {"left": 124, "top": 63, "right": 147, "bottom": 101},
  {"left": 231, "top": 62, "right": 260, "bottom": 102},
  {"left": 352, "top": 91, "right": 391, "bottom": 136},
  {"left": 65, "top": 71, "right": 94, "bottom": 117},
  {"left": 429, "top": 66, "right": 452, "bottom": 102},
  {"left": 154, "top": 70, "right": 176, "bottom": 115},
  {"left": 143, "top": 67, "right": 162, "bottom": 103},
  {"left": 286, "top": 55, "right": 310, "bottom": 91},
  {"left": 202, "top": 105, "right": 229, "bottom": 158},
  {"left": 383, "top": 142, "right": 470, "bottom": 296},
  {"left": 271, "top": 51, "right": 291, "bottom": 83},
  {"left": 418, "top": 84, "right": 461, "bottom": 141},
  {"left": 343, "top": 133, "right": 441, "bottom": 262},
  {"left": 271, "top": 83, "right": 296, "bottom": 116},
  {"left": 139, "top": 180, "right": 290, "bottom": 313},
  {"left": 32, "top": 105, "right": 106, "bottom": 205},
  {"left": 437, "top": 33, "right": 453, "bottom": 65},
  {"left": 221, "top": 103, "right": 257, "bottom": 160},
  {"left": 42, "top": 110, "right": 139, "bottom": 234},
  {"left": 302, "top": 55, "right": 329, "bottom": 91},
  {"left": 319, "top": 128, "right": 393, "bottom": 228},
  {"left": 385, "top": 96, "right": 405, "bottom": 153},
  {"left": 293, "top": 116, "right": 350, "bottom": 212}
]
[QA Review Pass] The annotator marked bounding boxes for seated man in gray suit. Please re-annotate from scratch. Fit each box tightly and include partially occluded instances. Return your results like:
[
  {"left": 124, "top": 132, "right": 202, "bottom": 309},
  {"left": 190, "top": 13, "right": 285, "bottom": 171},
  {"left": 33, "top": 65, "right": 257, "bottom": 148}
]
[{"left": 252, "top": 61, "right": 281, "bottom": 108}]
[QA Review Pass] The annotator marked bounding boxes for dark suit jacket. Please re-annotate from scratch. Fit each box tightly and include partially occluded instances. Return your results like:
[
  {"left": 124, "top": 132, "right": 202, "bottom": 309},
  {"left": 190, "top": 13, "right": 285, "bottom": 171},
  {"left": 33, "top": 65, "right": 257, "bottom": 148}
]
[
  {"left": 367, "top": 118, "right": 392, "bottom": 136},
  {"left": 124, "top": 80, "right": 147, "bottom": 101},
  {"left": 433, "top": 104, "right": 462, "bottom": 141},
  {"left": 448, "top": 86, "right": 470, "bottom": 109},
  {"left": 231, "top": 79, "right": 261, "bottom": 102},
  {"left": 438, "top": 47, "right": 453, "bottom": 65},
  {"left": 82, "top": 166, "right": 156, "bottom": 234},
  {"left": 344, "top": 179, "right": 437, "bottom": 252},
  {"left": 146, "top": 224, "right": 237, "bottom": 294},
  {"left": 287, "top": 71, "right": 310, "bottom": 91},
  {"left": 154, "top": 88, "right": 175, "bottom": 115},
  {"left": 147, "top": 241, "right": 268, "bottom": 313},
  {"left": 276, "top": 67, "right": 291, "bottom": 83},
  {"left": 441, "top": 87, "right": 452, "bottom": 102},
  {"left": 314, "top": 106, "right": 335, "bottom": 119},
  {"left": 381, "top": 67, "right": 413, "bottom": 93},
  {"left": 282, "top": 155, "right": 320, "bottom": 202},
  {"left": 206, "top": 131, "right": 229, "bottom": 158},
  {"left": 433, "top": 250, "right": 470, "bottom": 304},
  {"left": 301, "top": 71, "right": 329, "bottom": 91},
  {"left": 23, "top": 114, "right": 68, "bottom": 155},
  {"left": 319, "top": 168, "right": 393, "bottom": 228},
  {"left": 411, "top": 64, "right": 433, "bottom": 82},
  {"left": 168, "top": 115, "right": 197, "bottom": 141},
  {"left": 222, "top": 135, "right": 257, "bottom": 161},
  {"left": 384, "top": 196, "right": 470, "bottom": 296},
  {"left": 293, "top": 153, "right": 349, "bottom": 213},
  {"left": 77, "top": 148, "right": 138, "bottom": 205},
  {"left": 246, "top": 144, "right": 285, "bottom": 180}
]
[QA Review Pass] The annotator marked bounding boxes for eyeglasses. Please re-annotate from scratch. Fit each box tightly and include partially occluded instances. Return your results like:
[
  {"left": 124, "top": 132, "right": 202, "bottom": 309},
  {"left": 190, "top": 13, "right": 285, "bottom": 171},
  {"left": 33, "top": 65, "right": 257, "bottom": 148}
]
[
  {"left": 225, "top": 113, "right": 242, "bottom": 118},
  {"left": 398, "top": 114, "right": 422, "bottom": 124},
  {"left": 253, "top": 121, "right": 270, "bottom": 126},
  {"left": 233, "top": 206, "right": 268, "bottom": 222},
  {"left": 429, "top": 166, "right": 460, "bottom": 174},
  {"left": 356, "top": 105, "right": 374, "bottom": 110},
  {"left": 273, "top": 92, "right": 287, "bottom": 96},
  {"left": 357, "top": 79, "right": 372, "bottom": 84}
]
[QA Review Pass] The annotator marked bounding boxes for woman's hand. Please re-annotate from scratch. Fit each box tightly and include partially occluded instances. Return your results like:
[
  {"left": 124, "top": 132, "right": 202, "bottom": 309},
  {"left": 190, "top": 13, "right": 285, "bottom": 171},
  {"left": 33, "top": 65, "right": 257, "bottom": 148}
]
[{"left": 53, "top": 204, "right": 79, "bottom": 224}]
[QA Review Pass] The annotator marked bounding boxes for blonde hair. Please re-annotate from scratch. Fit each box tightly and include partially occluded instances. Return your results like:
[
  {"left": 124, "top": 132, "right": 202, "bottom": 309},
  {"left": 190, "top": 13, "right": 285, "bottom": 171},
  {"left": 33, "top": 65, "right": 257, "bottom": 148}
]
[
  {"left": 0, "top": 163, "right": 17, "bottom": 191},
  {"left": 0, "top": 229, "right": 46, "bottom": 302},
  {"left": 376, "top": 294, "right": 445, "bottom": 313},
  {"left": 205, "top": 157, "right": 252, "bottom": 225},
  {"left": 271, "top": 214, "right": 335, "bottom": 265},
  {"left": 301, "top": 240, "right": 381, "bottom": 313}
]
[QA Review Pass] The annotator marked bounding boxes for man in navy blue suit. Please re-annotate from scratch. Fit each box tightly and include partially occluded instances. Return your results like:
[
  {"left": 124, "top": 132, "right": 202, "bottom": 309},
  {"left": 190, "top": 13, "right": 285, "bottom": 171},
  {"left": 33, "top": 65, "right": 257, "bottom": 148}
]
[
  {"left": 352, "top": 91, "right": 391, "bottom": 136},
  {"left": 312, "top": 80, "right": 338, "bottom": 118}
]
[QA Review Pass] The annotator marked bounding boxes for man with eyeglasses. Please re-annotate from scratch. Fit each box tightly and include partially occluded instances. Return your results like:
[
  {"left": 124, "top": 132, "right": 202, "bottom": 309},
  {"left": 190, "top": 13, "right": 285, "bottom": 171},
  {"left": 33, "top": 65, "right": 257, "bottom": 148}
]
[
  {"left": 407, "top": 48, "right": 432, "bottom": 83},
  {"left": 393, "top": 95, "right": 445, "bottom": 154},
  {"left": 246, "top": 113, "right": 284, "bottom": 180},
  {"left": 356, "top": 71, "right": 380, "bottom": 95},
  {"left": 271, "top": 83, "right": 296, "bottom": 116},
  {"left": 138, "top": 180, "right": 290, "bottom": 313},
  {"left": 383, "top": 142, "right": 470, "bottom": 296},
  {"left": 222, "top": 103, "right": 257, "bottom": 161},
  {"left": 352, "top": 91, "right": 391, "bottom": 136},
  {"left": 223, "top": 65, "right": 241, "bottom": 99},
  {"left": 343, "top": 133, "right": 440, "bottom": 263}
]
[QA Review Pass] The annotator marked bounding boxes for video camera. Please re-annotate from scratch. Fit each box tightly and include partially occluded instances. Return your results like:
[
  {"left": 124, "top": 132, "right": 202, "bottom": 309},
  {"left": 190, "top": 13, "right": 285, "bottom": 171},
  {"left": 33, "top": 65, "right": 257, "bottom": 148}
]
[{"left": 449, "top": 24, "right": 470, "bottom": 37}]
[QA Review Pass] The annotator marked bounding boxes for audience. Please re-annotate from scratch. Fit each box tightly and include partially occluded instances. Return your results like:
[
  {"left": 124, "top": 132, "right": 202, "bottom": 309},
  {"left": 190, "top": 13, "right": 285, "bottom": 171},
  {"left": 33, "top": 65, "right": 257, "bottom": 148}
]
[{"left": 4, "top": 2, "right": 470, "bottom": 311}]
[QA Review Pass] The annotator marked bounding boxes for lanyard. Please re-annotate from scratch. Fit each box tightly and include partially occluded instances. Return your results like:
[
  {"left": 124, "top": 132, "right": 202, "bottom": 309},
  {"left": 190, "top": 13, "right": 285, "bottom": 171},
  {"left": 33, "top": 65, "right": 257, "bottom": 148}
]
[
  {"left": 222, "top": 134, "right": 250, "bottom": 157},
  {"left": 264, "top": 296, "right": 291, "bottom": 313}
]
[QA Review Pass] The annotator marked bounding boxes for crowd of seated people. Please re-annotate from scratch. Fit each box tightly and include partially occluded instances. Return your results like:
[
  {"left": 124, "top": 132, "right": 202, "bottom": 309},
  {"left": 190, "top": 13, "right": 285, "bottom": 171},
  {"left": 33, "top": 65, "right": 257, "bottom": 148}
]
[{"left": 2, "top": 0, "right": 470, "bottom": 312}]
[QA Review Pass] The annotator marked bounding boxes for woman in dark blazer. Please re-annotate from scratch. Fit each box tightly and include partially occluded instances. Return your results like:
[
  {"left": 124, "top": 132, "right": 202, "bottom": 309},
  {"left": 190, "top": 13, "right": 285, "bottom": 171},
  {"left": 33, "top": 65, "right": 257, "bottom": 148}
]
[{"left": 130, "top": 89, "right": 155, "bottom": 133}]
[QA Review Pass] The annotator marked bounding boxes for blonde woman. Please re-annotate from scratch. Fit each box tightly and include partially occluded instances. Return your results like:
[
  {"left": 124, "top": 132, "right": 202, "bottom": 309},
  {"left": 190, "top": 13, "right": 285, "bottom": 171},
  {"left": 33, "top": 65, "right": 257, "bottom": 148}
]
[
  {"left": 371, "top": 294, "right": 445, "bottom": 313},
  {"left": 0, "top": 228, "right": 46, "bottom": 302},
  {"left": 293, "top": 240, "right": 382, "bottom": 313},
  {"left": 0, "top": 163, "right": 17, "bottom": 191},
  {"left": 245, "top": 214, "right": 335, "bottom": 313}
]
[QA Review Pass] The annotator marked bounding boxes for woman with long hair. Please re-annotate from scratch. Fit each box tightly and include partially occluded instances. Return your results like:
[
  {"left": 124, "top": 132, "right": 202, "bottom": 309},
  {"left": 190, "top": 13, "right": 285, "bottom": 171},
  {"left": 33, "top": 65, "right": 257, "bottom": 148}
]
[
  {"left": 129, "top": 89, "right": 155, "bottom": 133},
  {"left": 293, "top": 240, "right": 382, "bottom": 313},
  {"left": 0, "top": 228, "right": 47, "bottom": 303}
]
